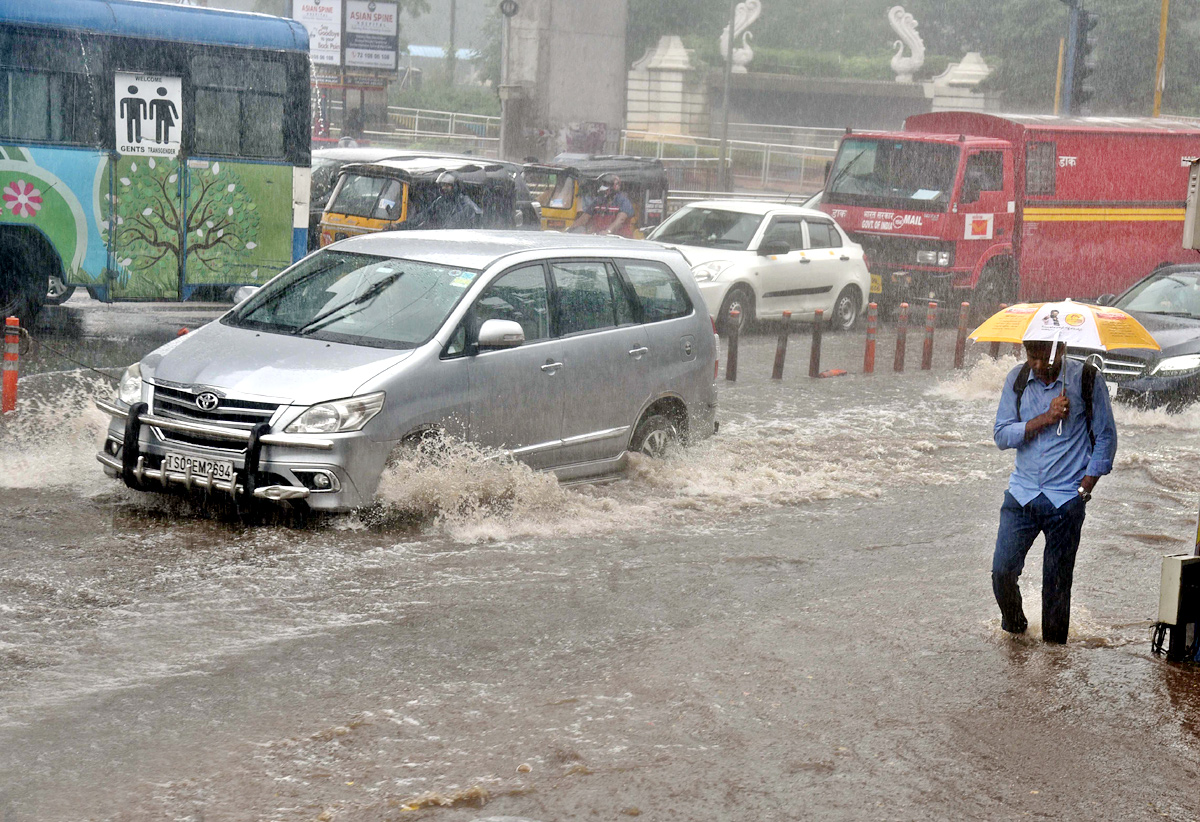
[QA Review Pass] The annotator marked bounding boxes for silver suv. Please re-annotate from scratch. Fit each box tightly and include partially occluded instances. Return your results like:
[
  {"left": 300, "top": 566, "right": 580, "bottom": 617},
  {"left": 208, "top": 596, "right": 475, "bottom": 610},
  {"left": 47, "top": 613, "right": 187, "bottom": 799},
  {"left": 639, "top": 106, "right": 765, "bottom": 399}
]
[{"left": 96, "top": 231, "right": 719, "bottom": 512}]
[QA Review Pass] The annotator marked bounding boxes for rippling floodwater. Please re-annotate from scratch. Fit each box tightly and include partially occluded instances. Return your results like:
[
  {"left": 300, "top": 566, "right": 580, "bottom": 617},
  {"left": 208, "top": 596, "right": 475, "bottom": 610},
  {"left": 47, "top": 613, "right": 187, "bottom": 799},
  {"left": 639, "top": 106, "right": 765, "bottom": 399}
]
[{"left": 2, "top": 331, "right": 1200, "bottom": 821}]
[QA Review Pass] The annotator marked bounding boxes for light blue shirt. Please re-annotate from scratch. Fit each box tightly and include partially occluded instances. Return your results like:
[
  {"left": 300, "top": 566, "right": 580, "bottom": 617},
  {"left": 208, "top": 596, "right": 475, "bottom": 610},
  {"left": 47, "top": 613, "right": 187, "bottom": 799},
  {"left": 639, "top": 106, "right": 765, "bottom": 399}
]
[{"left": 994, "top": 358, "right": 1118, "bottom": 508}]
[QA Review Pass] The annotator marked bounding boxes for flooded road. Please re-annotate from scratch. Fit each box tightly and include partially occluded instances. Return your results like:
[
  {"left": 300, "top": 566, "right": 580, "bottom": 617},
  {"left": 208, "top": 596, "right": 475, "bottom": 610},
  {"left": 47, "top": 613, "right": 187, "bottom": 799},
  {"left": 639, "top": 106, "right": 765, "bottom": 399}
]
[{"left": 2, "top": 305, "right": 1200, "bottom": 820}]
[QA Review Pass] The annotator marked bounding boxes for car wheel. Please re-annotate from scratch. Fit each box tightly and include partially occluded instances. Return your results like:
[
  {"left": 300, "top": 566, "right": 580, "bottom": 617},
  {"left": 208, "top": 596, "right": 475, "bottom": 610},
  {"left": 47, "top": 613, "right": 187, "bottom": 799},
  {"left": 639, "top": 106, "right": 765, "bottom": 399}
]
[
  {"left": 45, "top": 273, "right": 75, "bottom": 305},
  {"left": 630, "top": 413, "right": 678, "bottom": 459},
  {"left": 718, "top": 285, "right": 754, "bottom": 335},
  {"left": 829, "top": 286, "right": 862, "bottom": 331}
]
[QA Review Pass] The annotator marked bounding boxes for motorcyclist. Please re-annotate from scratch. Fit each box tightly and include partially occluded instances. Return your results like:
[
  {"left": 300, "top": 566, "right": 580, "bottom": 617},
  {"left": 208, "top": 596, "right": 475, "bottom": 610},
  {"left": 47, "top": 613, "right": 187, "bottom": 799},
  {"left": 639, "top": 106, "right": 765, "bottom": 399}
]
[
  {"left": 571, "top": 173, "right": 636, "bottom": 237},
  {"left": 415, "top": 171, "right": 483, "bottom": 229}
]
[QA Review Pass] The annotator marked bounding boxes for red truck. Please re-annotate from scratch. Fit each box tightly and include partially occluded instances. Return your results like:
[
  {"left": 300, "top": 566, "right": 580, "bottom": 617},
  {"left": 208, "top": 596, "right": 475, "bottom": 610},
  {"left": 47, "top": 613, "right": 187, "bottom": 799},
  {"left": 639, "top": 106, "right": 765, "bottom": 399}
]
[{"left": 818, "top": 112, "right": 1200, "bottom": 316}]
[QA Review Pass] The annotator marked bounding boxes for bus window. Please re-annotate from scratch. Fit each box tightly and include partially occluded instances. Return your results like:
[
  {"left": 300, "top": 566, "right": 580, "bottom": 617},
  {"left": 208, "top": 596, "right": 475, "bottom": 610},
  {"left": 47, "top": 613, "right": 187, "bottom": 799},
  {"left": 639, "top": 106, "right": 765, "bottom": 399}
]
[
  {"left": 0, "top": 31, "right": 100, "bottom": 145},
  {"left": 191, "top": 55, "right": 287, "bottom": 159}
]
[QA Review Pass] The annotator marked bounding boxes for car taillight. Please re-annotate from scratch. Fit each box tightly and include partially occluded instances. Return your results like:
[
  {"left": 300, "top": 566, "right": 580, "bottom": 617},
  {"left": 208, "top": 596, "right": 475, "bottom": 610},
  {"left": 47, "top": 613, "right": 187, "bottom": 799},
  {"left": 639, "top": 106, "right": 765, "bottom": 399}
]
[{"left": 711, "top": 315, "right": 719, "bottom": 379}]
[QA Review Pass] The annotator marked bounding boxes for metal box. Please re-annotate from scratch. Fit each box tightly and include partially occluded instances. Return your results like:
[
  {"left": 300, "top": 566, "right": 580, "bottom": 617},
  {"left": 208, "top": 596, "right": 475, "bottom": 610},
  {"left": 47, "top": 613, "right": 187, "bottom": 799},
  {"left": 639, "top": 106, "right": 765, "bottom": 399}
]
[
  {"left": 1157, "top": 553, "right": 1200, "bottom": 625},
  {"left": 1184, "top": 160, "right": 1200, "bottom": 250}
]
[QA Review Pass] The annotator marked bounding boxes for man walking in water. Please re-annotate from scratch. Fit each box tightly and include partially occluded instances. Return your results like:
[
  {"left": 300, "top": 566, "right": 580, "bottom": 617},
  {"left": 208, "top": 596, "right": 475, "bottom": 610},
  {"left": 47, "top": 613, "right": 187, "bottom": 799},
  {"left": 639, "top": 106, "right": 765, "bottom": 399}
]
[{"left": 991, "top": 339, "right": 1117, "bottom": 643}]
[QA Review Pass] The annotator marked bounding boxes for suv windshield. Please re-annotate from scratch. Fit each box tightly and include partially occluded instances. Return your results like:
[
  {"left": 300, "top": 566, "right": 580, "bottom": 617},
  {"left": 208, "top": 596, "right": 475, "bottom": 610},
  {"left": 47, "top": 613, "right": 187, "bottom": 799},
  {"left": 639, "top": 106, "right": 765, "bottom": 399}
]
[
  {"left": 824, "top": 138, "right": 960, "bottom": 213},
  {"left": 225, "top": 251, "right": 479, "bottom": 348},
  {"left": 1118, "top": 269, "right": 1200, "bottom": 319},
  {"left": 648, "top": 206, "right": 763, "bottom": 250}
]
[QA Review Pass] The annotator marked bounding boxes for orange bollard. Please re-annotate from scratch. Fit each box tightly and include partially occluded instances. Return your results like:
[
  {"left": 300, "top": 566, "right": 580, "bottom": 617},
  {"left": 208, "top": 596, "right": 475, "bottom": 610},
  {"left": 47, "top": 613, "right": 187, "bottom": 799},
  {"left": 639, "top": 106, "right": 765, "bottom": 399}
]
[
  {"left": 725, "top": 310, "right": 740, "bottom": 382},
  {"left": 863, "top": 301, "right": 877, "bottom": 374},
  {"left": 921, "top": 302, "right": 937, "bottom": 370},
  {"left": 894, "top": 302, "right": 910, "bottom": 373},
  {"left": 808, "top": 309, "right": 824, "bottom": 377},
  {"left": 2, "top": 316, "right": 18, "bottom": 414},
  {"left": 953, "top": 302, "right": 970, "bottom": 369},
  {"left": 771, "top": 310, "right": 791, "bottom": 380}
]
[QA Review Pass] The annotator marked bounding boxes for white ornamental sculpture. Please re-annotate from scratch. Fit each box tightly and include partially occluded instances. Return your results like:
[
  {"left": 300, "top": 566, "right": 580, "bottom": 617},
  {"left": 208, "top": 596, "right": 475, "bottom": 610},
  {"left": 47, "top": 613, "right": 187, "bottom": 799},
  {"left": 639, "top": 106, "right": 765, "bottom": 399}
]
[
  {"left": 888, "top": 6, "right": 925, "bottom": 83},
  {"left": 718, "top": 0, "right": 762, "bottom": 74}
]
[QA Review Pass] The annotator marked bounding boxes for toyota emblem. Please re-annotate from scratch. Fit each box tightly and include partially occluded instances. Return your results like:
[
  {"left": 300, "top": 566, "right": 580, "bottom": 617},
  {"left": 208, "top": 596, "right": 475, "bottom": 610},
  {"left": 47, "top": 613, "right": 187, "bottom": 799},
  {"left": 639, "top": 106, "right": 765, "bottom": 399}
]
[{"left": 195, "top": 392, "right": 220, "bottom": 411}]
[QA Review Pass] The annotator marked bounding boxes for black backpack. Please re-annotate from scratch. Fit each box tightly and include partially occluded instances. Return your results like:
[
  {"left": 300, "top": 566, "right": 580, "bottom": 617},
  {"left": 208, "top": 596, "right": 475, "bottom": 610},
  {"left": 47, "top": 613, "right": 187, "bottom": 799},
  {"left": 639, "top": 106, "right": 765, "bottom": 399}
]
[{"left": 1013, "top": 361, "right": 1098, "bottom": 447}]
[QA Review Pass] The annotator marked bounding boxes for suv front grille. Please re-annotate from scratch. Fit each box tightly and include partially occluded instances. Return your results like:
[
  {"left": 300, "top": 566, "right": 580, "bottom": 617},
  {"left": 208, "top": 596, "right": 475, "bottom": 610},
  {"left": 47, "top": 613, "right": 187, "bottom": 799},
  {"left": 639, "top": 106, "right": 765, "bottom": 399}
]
[
  {"left": 151, "top": 385, "right": 280, "bottom": 452},
  {"left": 1065, "top": 349, "right": 1147, "bottom": 381}
]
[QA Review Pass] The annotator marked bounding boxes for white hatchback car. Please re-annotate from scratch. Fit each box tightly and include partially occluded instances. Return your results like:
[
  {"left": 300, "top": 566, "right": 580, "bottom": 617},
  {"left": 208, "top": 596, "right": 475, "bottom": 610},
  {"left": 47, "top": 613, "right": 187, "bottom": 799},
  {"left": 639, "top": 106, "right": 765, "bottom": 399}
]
[{"left": 648, "top": 201, "right": 870, "bottom": 333}]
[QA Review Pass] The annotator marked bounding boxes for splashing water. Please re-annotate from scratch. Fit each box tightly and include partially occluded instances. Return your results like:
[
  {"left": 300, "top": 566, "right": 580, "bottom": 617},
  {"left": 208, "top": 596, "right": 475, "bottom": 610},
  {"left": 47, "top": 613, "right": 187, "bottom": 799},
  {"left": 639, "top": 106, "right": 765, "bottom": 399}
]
[{"left": 0, "top": 371, "right": 113, "bottom": 492}]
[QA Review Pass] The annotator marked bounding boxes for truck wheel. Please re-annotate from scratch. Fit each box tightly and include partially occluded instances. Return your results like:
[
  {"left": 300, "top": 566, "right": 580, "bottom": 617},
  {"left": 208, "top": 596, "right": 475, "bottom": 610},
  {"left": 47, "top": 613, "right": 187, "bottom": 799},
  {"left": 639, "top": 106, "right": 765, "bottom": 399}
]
[
  {"left": 972, "top": 262, "right": 1017, "bottom": 322},
  {"left": 0, "top": 243, "right": 43, "bottom": 327}
]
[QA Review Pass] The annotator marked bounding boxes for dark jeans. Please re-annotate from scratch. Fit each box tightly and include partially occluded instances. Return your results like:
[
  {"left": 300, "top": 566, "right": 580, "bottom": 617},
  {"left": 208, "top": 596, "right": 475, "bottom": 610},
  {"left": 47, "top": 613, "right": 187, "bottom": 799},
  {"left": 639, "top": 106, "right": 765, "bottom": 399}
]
[{"left": 991, "top": 491, "right": 1087, "bottom": 644}]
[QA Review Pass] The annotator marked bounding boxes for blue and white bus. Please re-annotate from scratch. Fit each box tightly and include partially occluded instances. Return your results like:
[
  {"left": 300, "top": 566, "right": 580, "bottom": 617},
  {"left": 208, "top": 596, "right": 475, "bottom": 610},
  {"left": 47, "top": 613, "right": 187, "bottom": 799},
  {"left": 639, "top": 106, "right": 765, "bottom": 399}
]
[{"left": 0, "top": 0, "right": 311, "bottom": 321}]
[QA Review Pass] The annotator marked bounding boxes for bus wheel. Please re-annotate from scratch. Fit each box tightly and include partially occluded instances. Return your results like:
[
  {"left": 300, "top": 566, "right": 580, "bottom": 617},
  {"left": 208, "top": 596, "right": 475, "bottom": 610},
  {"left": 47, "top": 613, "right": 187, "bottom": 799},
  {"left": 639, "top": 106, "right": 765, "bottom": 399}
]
[
  {"left": 46, "top": 273, "right": 76, "bottom": 305},
  {"left": 972, "top": 261, "right": 1017, "bottom": 322},
  {"left": 0, "top": 243, "right": 43, "bottom": 327}
]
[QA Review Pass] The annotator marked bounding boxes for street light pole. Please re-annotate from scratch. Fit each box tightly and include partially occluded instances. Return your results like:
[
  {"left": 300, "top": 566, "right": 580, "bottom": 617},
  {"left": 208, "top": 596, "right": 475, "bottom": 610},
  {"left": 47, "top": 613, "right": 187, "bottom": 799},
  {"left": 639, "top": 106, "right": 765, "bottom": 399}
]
[
  {"left": 717, "top": 0, "right": 737, "bottom": 192},
  {"left": 1153, "top": 0, "right": 1169, "bottom": 116}
]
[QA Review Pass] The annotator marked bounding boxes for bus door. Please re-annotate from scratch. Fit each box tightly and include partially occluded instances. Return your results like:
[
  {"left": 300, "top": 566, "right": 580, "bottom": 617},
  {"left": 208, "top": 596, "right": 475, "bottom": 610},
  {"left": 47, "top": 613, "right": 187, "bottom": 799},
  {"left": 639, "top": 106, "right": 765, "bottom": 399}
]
[
  {"left": 108, "top": 72, "right": 189, "bottom": 300},
  {"left": 181, "top": 54, "right": 295, "bottom": 299}
]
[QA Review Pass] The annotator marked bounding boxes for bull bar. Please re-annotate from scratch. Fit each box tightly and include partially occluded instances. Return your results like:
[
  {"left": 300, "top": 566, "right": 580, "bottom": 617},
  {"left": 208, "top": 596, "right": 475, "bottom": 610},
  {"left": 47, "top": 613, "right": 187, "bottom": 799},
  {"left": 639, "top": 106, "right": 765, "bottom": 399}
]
[{"left": 95, "top": 398, "right": 335, "bottom": 503}]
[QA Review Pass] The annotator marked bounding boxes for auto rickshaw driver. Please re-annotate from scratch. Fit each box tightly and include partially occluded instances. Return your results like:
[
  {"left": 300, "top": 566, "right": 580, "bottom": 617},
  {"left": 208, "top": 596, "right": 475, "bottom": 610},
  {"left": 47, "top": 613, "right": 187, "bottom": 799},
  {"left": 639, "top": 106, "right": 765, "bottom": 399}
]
[{"left": 571, "top": 173, "right": 636, "bottom": 237}]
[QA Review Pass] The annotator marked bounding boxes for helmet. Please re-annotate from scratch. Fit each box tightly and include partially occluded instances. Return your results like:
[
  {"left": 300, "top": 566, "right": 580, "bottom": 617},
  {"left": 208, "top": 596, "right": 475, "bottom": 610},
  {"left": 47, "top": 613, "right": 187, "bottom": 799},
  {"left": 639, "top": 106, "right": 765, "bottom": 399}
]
[
  {"left": 436, "top": 171, "right": 458, "bottom": 187},
  {"left": 597, "top": 173, "right": 619, "bottom": 193}
]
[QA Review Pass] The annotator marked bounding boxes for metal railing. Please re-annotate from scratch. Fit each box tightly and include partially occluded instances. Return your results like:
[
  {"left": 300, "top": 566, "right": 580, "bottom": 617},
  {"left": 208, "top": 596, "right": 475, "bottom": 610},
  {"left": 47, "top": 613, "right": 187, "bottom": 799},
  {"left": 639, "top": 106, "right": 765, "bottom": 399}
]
[
  {"left": 316, "top": 105, "right": 837, "bottom": 193},
  {"left": 386, "top": 106, "right": 502, "bottom": 140},
  {"left": 620, "top": 130, "right": 835, "bottom": 195}
]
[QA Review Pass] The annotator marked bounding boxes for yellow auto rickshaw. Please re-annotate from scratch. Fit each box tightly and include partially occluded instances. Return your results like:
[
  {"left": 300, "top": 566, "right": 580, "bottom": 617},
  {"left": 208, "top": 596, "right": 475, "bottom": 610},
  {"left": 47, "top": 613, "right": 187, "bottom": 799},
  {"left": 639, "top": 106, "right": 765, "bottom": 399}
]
[
  {"left": 524, "top": 155, "right": 668, "bottom": 238},
  {"left": 319, "top": 157, "right": 523, "bottom": 247}
]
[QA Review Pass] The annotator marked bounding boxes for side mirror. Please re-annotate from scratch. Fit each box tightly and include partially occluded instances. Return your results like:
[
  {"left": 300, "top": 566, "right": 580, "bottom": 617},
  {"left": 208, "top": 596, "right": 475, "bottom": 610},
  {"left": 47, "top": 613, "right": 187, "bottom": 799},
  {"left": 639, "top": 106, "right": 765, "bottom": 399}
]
[
  {"left": 477, "top": 319, "right": 526, "bottom": 349},
  {"left": 1094, "top": 293, "right": 1116, "bottom": 306},
  {"left": 758, "top": 239, "right": 791, "bottom": 257},
  {"left": 232, "top": 285, "right": 259, "bottom": 304}
]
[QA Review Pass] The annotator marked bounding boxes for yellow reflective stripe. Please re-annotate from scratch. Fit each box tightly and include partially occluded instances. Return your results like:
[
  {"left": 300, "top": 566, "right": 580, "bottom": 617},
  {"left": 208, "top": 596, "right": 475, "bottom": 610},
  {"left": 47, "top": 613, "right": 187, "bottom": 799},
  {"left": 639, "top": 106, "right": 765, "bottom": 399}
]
[{"left": 1024, "top": 207, "right": 1185, "bottom": 222}]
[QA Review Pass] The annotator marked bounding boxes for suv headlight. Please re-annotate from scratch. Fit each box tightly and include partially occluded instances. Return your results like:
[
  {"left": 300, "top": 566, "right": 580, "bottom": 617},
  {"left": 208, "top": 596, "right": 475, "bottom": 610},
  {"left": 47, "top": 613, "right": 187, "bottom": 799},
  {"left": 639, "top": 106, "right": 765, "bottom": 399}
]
[
  {"left": 1152, "top": 354, "right": 1200, "bottom": 375},
  {"left": 285, "top": 392, "right": 386, "bottom": 434},
  {"left": 117, "top": 363, "right": 142, "bottom": 405},
  {"left": 691, "top": 260, "right": 735, "bottom": 282}
]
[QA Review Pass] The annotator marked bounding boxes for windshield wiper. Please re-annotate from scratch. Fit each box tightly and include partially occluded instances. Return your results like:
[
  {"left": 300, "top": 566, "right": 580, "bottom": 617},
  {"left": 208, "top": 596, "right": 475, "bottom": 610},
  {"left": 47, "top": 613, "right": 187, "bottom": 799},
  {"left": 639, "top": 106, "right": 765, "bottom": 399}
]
[
  {"left": 296, "top": 269, "right": 406, "bottom": 336},
  {"left": 826, "top": 149, "right": 866, "bottom": 195},
  {"left": 236, "top": 260, "right": 344, "bottom": 320}
]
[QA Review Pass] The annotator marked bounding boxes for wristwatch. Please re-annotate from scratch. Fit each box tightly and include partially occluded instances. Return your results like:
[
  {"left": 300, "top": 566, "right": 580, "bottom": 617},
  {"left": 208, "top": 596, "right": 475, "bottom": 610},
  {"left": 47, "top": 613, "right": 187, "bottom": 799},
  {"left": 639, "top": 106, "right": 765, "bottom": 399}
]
[{"left": 1077, "top": 486, "right": 1092, "bottom": 502}]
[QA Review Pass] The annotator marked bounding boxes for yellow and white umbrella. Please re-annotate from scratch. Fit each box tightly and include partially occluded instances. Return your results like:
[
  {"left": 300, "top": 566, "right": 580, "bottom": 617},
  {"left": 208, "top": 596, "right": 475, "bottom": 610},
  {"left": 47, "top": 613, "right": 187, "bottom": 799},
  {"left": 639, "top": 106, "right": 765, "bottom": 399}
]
[
  {"left": 969, "top": 299, "right": 1160, "bottom": 351},
  {"left": 970, "top": 299, "right": 1159, "bottom": 434}
]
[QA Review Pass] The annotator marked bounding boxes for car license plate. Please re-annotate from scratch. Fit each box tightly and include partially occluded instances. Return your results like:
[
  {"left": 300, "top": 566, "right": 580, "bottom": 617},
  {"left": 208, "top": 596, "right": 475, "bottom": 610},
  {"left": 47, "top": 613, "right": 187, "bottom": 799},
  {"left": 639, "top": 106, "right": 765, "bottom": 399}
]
[
  {"left": 870, "top": 273, "right": 883, "bottom": 294},
  {"left": 1106, "top": 380, "right": 1117, "bottom": 396},
  {"left": 163, "top": 453, "right": 234, "bottom": 482}
]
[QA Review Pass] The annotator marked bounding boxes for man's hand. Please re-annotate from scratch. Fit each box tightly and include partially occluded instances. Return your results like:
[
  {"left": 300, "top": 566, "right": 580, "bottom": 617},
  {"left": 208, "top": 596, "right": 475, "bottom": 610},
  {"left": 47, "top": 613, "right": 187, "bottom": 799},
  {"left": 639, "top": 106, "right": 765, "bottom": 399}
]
[
  {"left": 1047, "top": 394, "right": 1069, "bottom": 422},
  {"left": 1023, "top": 394, "right": 1070, "bottom": 440}
]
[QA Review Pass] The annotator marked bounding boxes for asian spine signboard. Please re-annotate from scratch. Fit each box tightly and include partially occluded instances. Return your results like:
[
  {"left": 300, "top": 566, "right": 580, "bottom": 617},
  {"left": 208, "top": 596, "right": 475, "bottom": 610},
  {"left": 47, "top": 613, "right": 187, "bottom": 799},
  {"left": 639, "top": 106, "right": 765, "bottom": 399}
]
[
  {"left": 345, "top": 1, "right": 399, "bottom": 70},
  {"left": 294, "top": 0, "right": 343, "bottom": 66}
]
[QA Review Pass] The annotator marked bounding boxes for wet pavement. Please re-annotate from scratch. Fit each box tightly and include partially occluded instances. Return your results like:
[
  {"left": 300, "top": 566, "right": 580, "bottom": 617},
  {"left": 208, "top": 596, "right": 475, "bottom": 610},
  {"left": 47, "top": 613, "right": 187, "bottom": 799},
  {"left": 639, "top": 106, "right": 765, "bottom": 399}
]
[{"left": 2, "top": 304, "right": 1200, "bottom": 820}]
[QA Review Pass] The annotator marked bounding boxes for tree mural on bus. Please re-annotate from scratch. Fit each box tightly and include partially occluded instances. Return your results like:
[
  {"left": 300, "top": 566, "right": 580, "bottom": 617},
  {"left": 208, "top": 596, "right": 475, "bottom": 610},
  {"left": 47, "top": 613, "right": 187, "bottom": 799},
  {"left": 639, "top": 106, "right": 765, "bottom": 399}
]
[{"left": 101, "top": 157, "right": 261, "bottom": 298}]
